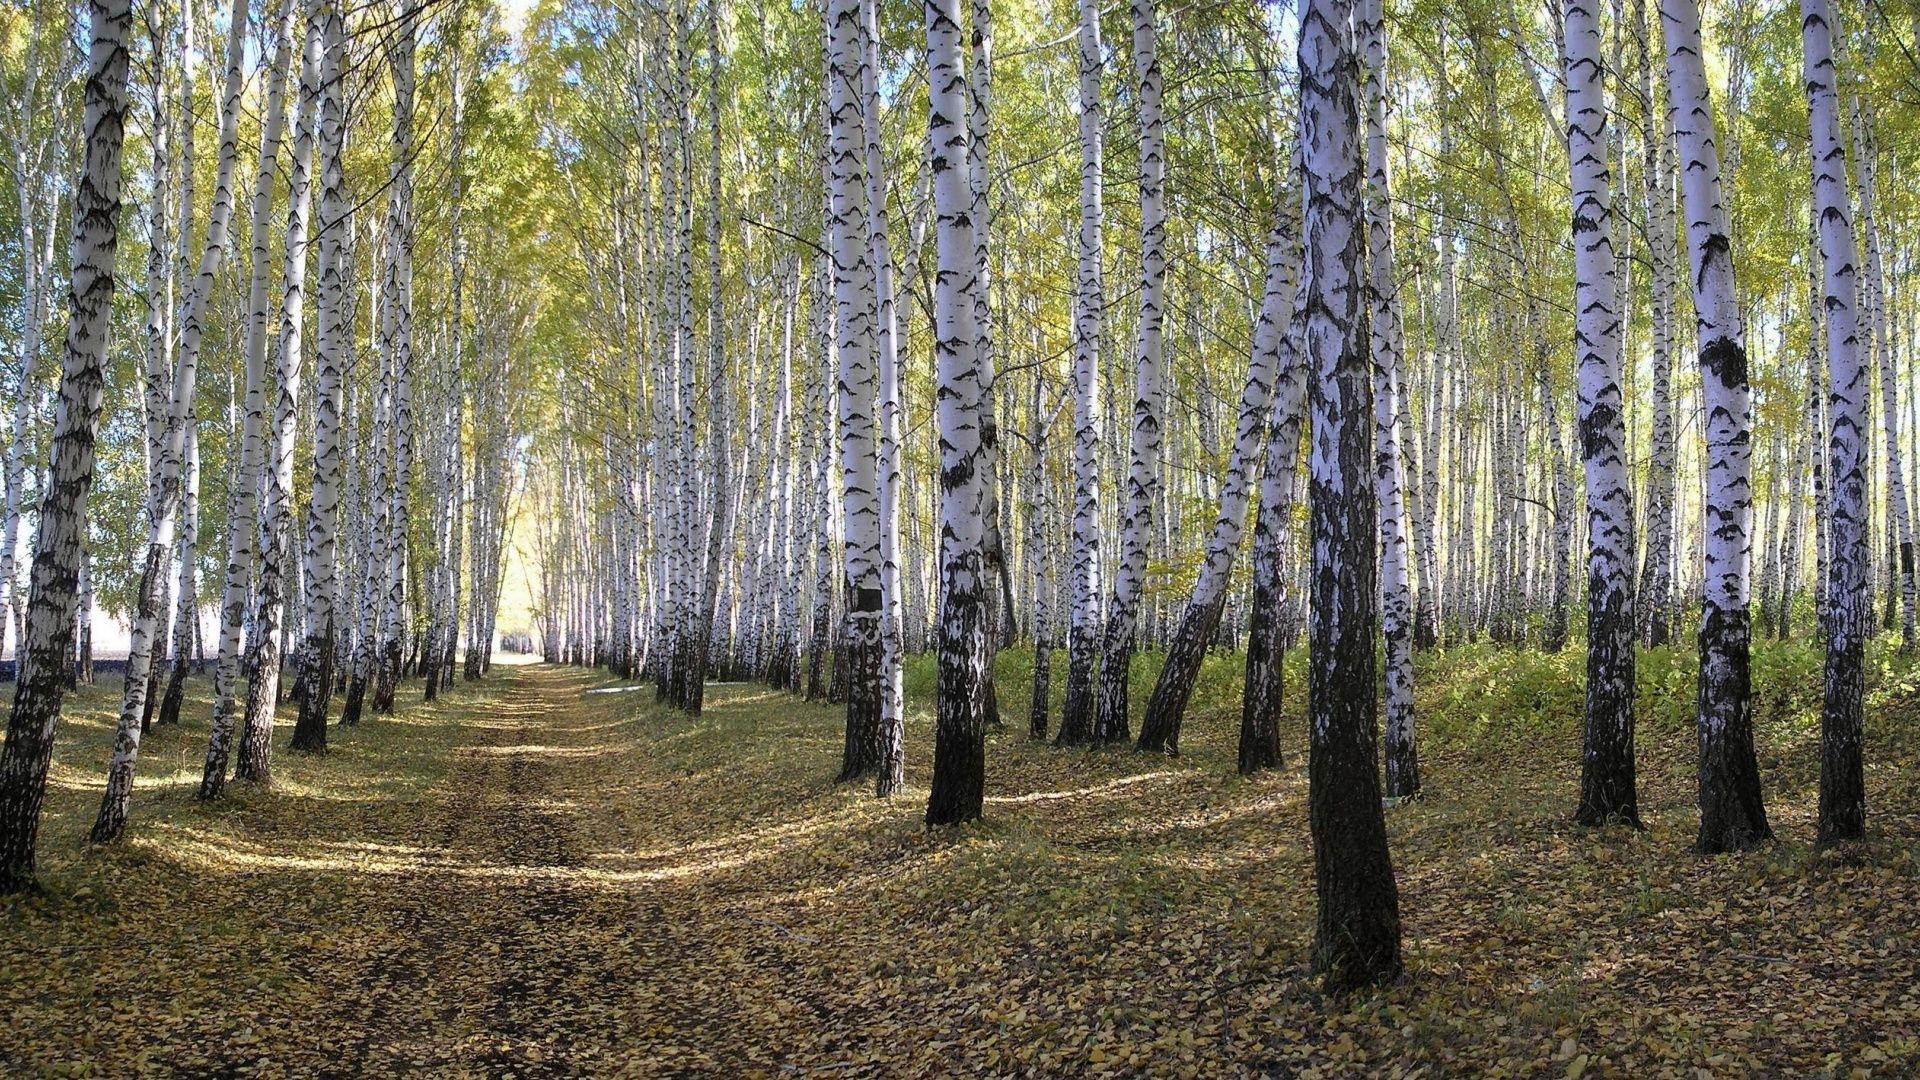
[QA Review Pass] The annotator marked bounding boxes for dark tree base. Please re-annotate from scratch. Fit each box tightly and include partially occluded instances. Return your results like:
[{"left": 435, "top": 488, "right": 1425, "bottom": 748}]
[
  {"left": 1238, "top": 586, "right": 1285, "bottom": 775},
  {"left": 926, "top": 719, "right": 985, "bottom": 826},
  {"left": 1577, "top": 597, "right": 1639, "bottom": 828},
  {"left": 1695, "top": 604, "right": 1771, "bottom": 854},
  {"left": 1055, "top": 640, "right": 1097, "bottom": 747},
  {"left": 1138, "top": 595, "right": 1227, "bottom": 755},
  {"left": 372, "top": 643, "right": 401, "bottom": 714},
  {"left": 1818, "top": 627, "right": 1865, "bottom": 846},
  {"left": 836, "top": 611, "right": 884, "bottom": 784},
  {"left": 340, "top": 675, "right": 368, "bottom": 727},
  {"left": 156, "top": 663, "right": 189, "bottom": 727},
  {"left": 1384, "top": 737, "right": 1420, "bottom": 801},
  {"left": 1092, "top": 634, "right": 1133, "bottom": 746},
  {"left": 1027, "top": 644, "right": 1052, "bottom": 741},
  {"left": 291, "top": 629, "right": 335, "bottom": 753}
]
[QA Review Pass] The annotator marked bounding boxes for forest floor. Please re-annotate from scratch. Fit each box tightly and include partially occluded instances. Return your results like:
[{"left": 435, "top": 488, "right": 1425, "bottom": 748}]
[{"left": 2, "top": 641, "right": 1919, "bottom": 1078}]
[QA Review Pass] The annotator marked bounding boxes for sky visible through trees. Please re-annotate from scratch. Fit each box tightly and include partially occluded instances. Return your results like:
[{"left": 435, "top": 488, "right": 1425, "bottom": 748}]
[{"left": 1, "top": 0, "right": 1920, "bottom": 1070}]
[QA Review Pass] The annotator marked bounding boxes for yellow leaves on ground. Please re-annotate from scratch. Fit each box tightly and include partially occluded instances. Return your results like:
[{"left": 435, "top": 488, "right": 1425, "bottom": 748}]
[{"left": 0, "top": 650, "right": 1916, "bottom": 1077}]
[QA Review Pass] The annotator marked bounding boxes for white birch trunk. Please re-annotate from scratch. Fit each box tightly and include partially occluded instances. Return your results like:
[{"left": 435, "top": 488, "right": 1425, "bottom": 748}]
[
  {"left": 826, "top": 0, "right": 884, "bottom": 780},
  {"left": 925, "top": 0, "right": 989, "bottom": 824},
  {"left": 1058, "top": 0, "right": 1104, "bottom": 746},
  {"left": 202, "top": 0, "right": 296, "bottom": 798},
  {"left": 0, "top": 0, "right": 130, "bottom": 888},
  {"left": 1092, "top": 0, "right": 1165, "bottom": 746},
  {"left": 1566, "top": 0, "right": 1638, "bottom": 826},
  {"left": 293, "top": 0, "right": 349, "bottom": 742},
  {"left": 1361, "top": 0, "right": 1417, "bottom": 798},
  {"left": 1663, "top": 0, "right": 1769, "bottom": 853},
  {"left": 238, "top": 0, "right": 323, "bottom": 783},
  {"left": 1803, "top": 0, "right": 1867, "bottom": 844}
]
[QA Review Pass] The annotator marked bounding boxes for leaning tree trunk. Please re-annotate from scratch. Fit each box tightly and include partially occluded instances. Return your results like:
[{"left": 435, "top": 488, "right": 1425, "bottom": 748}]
[
  {"left": 1057, "top": 0, "right": 1105, "bottom": 747},
  {"left": 1138, "top": 207, "right": 1298, "bottom": 755},
  {"left": 202, "top": 0, "right": 296, "bottom": 800},
  {"left": 1296, "top": 0, "right": 1401, "bottom": 991},
  {"left": 925, "top": 0, "right": 989, "bottom": 825},
  {"left": 1567, "top": 0, "right": 1639, "bottom": 828},
  {"left": 1802, "top": 0, "right": 1867, "bottom": 846},
  {"left": 1238, "top": 277, "right": 1309, "bottom": 775},
  {"left": 156, "top": 424, "right": 201, "bottom": 728},
  {"left": 1091, "top": 0, "right": 1165, "bottom": 747},
  {"left": 0, "top": 0, "right": 129, "bottom": 890},
  {"left": 826, "top": 0, "right": 884, "bottom": 783},
  {"left": 1664, "top": 0, "right": 1770, "bottom": 854},
  {"left": 91, "top": 0, "right": 247, "bottom": 840}
]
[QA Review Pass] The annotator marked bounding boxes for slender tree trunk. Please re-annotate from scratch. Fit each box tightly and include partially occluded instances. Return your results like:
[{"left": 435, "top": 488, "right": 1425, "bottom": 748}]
[
  {"left": 1026, "top": 364, "right": 1053, "bottom": 741},
  {"left": 202, "top": 0, "right": 296, "bottom": 799},
  {"left": 1239, "top": 274, "right": 1309, "bottom": 775},
  {"left": 1140, "top": 206, "right": 1298, "bottom": 755},
  {"left": 861, "top": 0, "right": 905, "bottom": 795},
  {"left": 1360, "top": 0, "right": 1417, "bottom": 798},
  {"left": 1092, "top": 0, "right": 1165, "bottom": 746},
  {"left": 1567, "top": 0, "right": 1639, "bottom": 827},
  {"left": 292, "top": 0, "right": 349, "bottom": 750},
  {"left": 1637, "top": 0, "right": 1678, "bottom": 648},
  {"left": 826, "top": 0, "right": 884, "bottom": 782},
  {"left": 1057, "top": 0, "right": 1104, "bottom": 747},
  {"left": 1802, "top": 0, "right": 1866, "bottom": 845},
  {"left": 372, "top": 3, "right": 418, "bottom": 716},
  {"left": 157, "top": 424, "right": 200, "bottom": 728},
  {"left": 924, "top": 0, "right": 989, "bottom": 825},
  {"left": 1847, "top": 102, "right": 1915, "bottom": 651},
  {"left": 1664, "top": 0, "right": 1769, "bottom": 853},
  {"left": 238, "top": 1, "right": 323, "bottom": 784},
  {"left": 0, "top": 0, "right": 129, "bottom": 889}
]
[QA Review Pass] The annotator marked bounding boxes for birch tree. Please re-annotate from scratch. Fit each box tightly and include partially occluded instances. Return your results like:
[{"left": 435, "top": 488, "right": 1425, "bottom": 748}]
[
  {"left": 291, "top": 0, "right": 350, "bottom": 749},
  {"left": 1056, "top": 0, "right": 1104, "bottom": 747},
  {"left": 1360, "top": 0, "right": 1416, "bottom": 798},
  {"left": 1566, "top": 0, "right": 1638, "bottom": 827},
  {"left": 372, "top": 2, "right": 419, "bottom": 716},
  {"left": 1846, "top": 103, "right": 1914, "bottom": 650},
  {"left": 1138, "top": 209, "right": 1298, "bottom": 756},
  {"left": 924, "top": 0, "right": 989, "bottom": 825},
  {"left": 1238, "top": 273, "right": 1308, "bottom": 775},
  {"left": 1092, "top": 0, "right": 1165, "bottom": 746},
  {"left": 1296, "top": 0, "right": 1400, "bottom": 990},
  {"left": 202, "top": 0, "right": 296, "bottom": 800},
  {"left": 1802, "top": 0, "right": 1866, "bottom": 846},
  {"left": 238, "top": 0, "right": 324, "bottom": 784},
  {"left": 0, "top": 0, "right": 130, "bottom": 889},
  {"left": 860, "top": 0, "right": 906, "bottom": 795},
  {"left": 1663, "top": 0, "right": 1769, "bottom": 853},
  {"left": 825, "top": 0, "right": 884, "bottom": 782}
]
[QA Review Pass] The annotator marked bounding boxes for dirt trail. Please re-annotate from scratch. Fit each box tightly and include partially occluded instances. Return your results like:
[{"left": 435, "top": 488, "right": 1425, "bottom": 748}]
[{"left": 323, "top": 665, "right": 803, "bottom": 1077}]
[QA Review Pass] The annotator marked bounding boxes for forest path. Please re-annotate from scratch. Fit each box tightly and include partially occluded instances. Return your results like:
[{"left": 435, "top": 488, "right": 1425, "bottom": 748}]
[{"left": 331, "top": 663, "right": 807, "bottom": 1076}]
